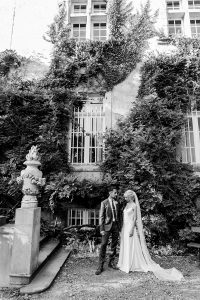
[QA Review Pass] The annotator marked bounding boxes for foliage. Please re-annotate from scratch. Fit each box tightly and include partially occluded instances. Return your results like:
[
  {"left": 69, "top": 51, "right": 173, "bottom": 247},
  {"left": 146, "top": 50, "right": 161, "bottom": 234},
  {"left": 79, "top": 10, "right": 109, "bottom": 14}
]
[
  {"left": 102, "top": 43, "right": 200, "bottom": 245},
  {"left": 0, "top": 49, "right": 22, "bottom": 77},
  {"left": 44, "top": 173, "right": 110, "bottom": 217},
  {"left": 44, "top": 1, "right": 70, "bottom": 45},
  {"left": 62, "top": 225, "right": 100, "bottom": 254},
  {"left": 108, "top": 0, "right": 133, "bottom": 39},
  {"left": 0, "top": 0, "right": 157, "bottom": 217},
  {"left": 47, "top": 0, "right": 157, "bottom": 92},
  {"left": 0, "top": 76, "right": 80, "bottom": 214},
  {"left": 143, "top": 214, "right": 169, "bottom": 246}
]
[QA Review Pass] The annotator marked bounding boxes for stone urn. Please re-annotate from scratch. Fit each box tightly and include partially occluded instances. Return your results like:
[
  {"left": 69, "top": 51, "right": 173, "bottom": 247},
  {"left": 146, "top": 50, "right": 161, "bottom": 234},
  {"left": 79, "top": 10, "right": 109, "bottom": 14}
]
[{"left": 17, "top": 146, "right": 45, "bottom": 208}]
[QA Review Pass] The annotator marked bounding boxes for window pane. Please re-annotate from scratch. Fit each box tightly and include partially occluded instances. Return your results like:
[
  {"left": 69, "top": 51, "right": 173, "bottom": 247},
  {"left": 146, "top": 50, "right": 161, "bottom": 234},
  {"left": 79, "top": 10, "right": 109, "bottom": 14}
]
[
  {"left": 187, "top": 148, "right": 191, "bottom": 162},
  {"left": 93, "top": 30, "right": 99, "bottom": 36},
  {"left": 190, "top": 132, "right": 194, "bottom": 146},
  {"left": 191, "top": 148, "right": 196, "bottom": 162},
  {"left": 189, "top": 117, "right": 193, "bottom": 130},
  {"left": 182, "top": 117, "right": 197, "bottom": 164}
]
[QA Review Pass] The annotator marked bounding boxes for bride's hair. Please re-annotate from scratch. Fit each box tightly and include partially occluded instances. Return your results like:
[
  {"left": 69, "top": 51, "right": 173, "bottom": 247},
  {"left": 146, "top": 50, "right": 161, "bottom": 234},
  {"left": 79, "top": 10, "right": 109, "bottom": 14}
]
[{"left": 124, "top": 190, "right": 136, "bottom": 199}]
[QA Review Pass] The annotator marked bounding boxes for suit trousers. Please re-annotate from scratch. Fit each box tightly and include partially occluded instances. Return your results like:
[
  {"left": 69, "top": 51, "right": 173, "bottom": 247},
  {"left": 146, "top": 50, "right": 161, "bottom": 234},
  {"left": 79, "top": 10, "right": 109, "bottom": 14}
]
[{"left": 98, "top": 221, "right": 119, "bottom": 266}]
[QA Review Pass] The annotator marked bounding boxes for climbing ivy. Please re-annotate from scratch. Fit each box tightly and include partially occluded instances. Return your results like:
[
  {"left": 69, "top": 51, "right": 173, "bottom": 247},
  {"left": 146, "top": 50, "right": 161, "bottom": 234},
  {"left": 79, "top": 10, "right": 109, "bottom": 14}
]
[
  {"left": 102, "top": 39, "right": 200, "bottom": 246},
  {"left": 0, "top": 0, "right": 157, "bottom": 217}
]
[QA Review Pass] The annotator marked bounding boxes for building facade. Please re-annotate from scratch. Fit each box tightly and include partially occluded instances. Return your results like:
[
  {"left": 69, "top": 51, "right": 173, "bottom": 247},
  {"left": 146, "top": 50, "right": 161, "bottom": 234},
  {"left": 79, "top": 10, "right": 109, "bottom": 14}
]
[
  {"left": 65, "top": 0, "right": 200, "bottom": 226},
  {"left": 136, "top": 0, "right": 200, "bottom": 38}
]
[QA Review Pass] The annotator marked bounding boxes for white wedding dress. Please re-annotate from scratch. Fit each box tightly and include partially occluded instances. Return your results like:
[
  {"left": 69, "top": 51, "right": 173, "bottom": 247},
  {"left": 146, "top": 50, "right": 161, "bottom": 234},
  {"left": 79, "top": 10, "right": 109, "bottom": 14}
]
[{"left": 117, "top": 196, "right": 183, "bottom": 281}]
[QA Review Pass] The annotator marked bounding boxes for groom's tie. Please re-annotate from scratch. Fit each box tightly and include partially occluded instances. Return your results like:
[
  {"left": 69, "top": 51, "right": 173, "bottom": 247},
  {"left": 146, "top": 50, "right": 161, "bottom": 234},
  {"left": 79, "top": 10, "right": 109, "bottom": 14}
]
[{"left": 111, "top": 200, "right": 117, "bottom": 222}]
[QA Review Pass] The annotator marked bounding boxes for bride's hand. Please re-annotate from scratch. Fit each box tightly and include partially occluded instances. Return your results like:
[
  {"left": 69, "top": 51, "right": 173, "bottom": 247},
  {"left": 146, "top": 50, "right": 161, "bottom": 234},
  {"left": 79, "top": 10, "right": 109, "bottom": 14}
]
[{"left": 129, "top": 231, "right": 134, "bottom": 237}]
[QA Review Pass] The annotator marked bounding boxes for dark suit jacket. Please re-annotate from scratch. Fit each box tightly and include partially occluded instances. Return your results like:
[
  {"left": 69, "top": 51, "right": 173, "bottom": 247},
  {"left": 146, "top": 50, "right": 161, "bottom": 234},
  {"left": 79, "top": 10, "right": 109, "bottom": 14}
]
[{"left": 99, "top": 198, "right": 121, "bottom": 232}]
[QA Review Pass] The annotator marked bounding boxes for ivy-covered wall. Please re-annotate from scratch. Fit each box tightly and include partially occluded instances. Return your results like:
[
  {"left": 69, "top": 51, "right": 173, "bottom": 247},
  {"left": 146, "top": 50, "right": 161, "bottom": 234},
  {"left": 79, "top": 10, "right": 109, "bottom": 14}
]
[
  {"left": 0, "top": 0, "right": 157, "bottom": 220},
  {"left": 102, "top": 38, "right": 200, "bottom": 246}
]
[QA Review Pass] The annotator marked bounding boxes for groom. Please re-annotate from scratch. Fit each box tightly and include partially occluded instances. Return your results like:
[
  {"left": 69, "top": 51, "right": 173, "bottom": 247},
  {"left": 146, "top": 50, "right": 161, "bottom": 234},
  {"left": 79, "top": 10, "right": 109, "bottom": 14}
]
[{"left": 95, "top": 186, "right": 121, "bottom": 275}]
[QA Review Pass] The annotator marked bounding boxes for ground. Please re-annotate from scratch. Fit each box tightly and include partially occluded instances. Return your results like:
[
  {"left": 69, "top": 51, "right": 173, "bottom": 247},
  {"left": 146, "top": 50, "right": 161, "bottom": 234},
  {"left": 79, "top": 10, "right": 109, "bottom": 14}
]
[{"left": 1, "top": 251, "right": 200, "bottom": 300}]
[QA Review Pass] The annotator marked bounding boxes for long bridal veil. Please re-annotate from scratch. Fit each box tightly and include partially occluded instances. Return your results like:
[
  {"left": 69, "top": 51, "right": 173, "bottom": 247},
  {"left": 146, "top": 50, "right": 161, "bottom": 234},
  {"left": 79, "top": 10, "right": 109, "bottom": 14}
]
[{"left": 134, "top": 192, "right": 183, "bottom": 281}]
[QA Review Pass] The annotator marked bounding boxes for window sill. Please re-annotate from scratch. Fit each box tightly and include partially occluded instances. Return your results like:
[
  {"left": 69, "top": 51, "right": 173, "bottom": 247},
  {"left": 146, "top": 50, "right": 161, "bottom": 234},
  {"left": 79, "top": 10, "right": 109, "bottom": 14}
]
[{"left": 71, "top": 164, "right": 101, "bottom": 172}]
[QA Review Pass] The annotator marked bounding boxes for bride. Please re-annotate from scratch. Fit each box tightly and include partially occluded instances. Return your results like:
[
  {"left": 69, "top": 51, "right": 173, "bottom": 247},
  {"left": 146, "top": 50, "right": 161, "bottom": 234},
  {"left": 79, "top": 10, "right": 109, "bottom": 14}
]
[{"left": 117, "top": 190, "right": 183, "bottom": 281}]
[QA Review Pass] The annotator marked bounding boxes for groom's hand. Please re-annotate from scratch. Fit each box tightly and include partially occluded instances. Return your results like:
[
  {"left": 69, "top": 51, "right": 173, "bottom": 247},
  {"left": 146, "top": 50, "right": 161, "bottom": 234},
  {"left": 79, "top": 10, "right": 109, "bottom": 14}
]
[{"left": 100, "top": 231, "right": 105, "bottom": 236}]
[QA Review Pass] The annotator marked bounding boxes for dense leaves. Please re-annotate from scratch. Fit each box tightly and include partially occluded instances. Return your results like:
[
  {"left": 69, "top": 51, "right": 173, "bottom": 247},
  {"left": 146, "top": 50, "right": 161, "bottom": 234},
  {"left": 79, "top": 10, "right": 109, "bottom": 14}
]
[
  {"left": 102, "top": 42, "right": 200, "bottom": 245},
  {"left": 47, "top": 0, "right": 157, "bottom": 92},
  {"left": 0, "top": 1, "right": 156, "bottom": 218}
]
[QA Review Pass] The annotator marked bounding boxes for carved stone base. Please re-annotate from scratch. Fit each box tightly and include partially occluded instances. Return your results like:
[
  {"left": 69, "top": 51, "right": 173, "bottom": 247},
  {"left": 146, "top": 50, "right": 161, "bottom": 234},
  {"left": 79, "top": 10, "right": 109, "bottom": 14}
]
[{"left": 21, "top": 195, "right": 38, "bottom": 208}]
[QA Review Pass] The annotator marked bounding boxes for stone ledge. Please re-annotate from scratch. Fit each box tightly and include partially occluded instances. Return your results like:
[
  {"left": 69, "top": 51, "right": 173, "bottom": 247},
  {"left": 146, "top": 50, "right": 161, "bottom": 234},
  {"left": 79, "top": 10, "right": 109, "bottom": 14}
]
[{"left": 71, "top": 164, "right": 101, "bottom": 172}]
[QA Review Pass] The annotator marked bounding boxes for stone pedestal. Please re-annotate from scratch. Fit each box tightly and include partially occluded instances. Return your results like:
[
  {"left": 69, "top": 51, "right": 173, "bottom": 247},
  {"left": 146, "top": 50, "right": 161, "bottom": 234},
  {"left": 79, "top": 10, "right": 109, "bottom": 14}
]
[{"left": 10, "top": 207, "right": 41, "bottom": 285}]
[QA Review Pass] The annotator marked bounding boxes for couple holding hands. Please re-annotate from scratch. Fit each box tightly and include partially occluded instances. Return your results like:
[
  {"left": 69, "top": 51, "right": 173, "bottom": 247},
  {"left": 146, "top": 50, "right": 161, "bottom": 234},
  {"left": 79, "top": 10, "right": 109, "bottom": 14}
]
[{"left": 95, "top": 187, "right": 183, "bottom": 281}]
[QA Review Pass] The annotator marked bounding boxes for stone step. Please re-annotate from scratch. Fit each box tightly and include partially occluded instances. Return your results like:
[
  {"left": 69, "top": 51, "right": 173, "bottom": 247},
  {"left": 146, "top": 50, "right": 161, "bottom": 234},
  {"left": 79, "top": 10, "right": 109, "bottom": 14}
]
[
  {"left": 39, "top": 235, "right": 50, "bottom": 247},
  {"left": 37, "top": 239, "right": 61, "bottom": 272},
  {"left": 20, "top": 247, "right": 71, "bottom": 295}
]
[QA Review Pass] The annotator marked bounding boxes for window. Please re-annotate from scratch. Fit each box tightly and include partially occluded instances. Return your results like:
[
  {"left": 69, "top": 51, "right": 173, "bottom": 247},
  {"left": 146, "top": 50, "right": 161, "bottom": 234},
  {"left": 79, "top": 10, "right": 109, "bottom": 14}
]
[
  {"left": 68, "top": 209, "right": 99, "bottom": 226},
  {"left": 190, "top": 19, "right": 200, "bottom": 37},
  {"left": 93, "top": 3, "right": 106, "bottom": 13},
  {"left": 181, "top": 111, "right": 200, "bottom": 165},
  {"left": 168, "top": 20, "right": 182, "bottom": 35},
  {"left": 93, "top": 23, "right": 107, "bottom": 41},
  {"left": 166, "top": 1, "right": 180, "bottom": 10},
  {"left": 72, "top": 24, "right": 86, "bottom": 41},
  {"left": 69, "top": 209, "right": 84, "bottom": 225},
  {"left": 73, "top": 4, "right": 87, "bottom": 13},
  {"left": 88, "top": 210, "right": 99, "bottom": 225},
  {"left": 188, "top": 0, "right": 200, "bottom": 9},
  {"left": 182, "top": 117, "right": 196, "bottom": 163},
  {"left": 70, "top": 102, "right": 105, "bottom": 164}
]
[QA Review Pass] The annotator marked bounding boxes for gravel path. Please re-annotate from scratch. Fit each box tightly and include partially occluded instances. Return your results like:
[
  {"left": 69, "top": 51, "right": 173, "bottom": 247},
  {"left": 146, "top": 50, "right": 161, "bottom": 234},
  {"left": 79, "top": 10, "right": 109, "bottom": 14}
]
[{"left": 1, "top": 253, "right": 200, "bottom": 300}]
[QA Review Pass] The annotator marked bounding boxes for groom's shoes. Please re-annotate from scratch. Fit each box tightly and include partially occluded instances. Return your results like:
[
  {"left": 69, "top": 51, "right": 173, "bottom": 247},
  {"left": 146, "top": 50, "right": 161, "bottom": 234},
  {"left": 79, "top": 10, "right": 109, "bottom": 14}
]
[{"left": 95, "top": 265, "right": 103, "bottom": 275}]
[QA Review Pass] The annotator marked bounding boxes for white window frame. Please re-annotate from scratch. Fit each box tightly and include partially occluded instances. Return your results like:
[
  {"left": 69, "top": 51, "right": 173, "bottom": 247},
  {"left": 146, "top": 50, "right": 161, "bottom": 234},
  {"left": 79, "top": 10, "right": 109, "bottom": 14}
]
[
  {"left": 73, "top": 4, "right": 87, "bottom": 13},
  {"left": 70, "top": 101, "right": 105, "bottom": 165},
  {"left": 188, "top": 0, "right": 200, "bottom": 9},
  {"left": 181, "top": 111, "right": 200, "bottom": 165},
  {"left": 166, "top": 1, "right": 180, "bottom": 10},
  {"left": 92, "top": 23, "right": 107, "bottom": 41},
  {"left": 190, "top": 19, "right": 200, "bottom": 37},
  {"left": 72, "top": 24, "right": 86, "bottom": 41},
  {"left": 93, "top": 3, "right": 107, "bottom": 13},
  {"left": 68, "top": 209, "right": 99, "bottom": 226},
  {"left": 168, "top": 19, "right": 182, "bottom": 35}
]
